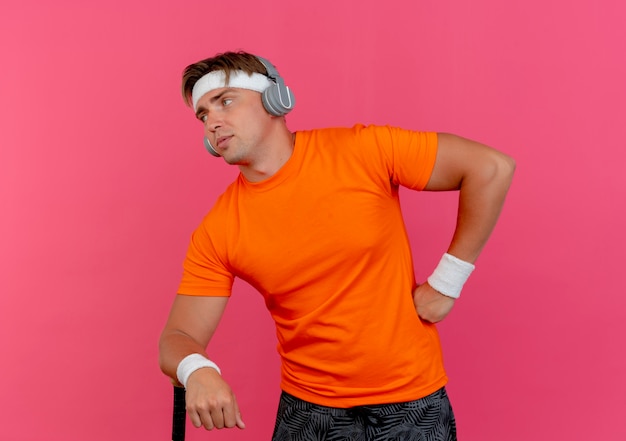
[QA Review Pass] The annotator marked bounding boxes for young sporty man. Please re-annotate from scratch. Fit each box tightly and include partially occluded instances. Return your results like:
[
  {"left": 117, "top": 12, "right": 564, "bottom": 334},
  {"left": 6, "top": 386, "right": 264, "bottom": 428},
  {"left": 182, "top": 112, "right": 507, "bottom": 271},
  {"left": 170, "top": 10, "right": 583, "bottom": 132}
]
[{"left": 159, "top": 51, "right": 515, "bottom": 440}]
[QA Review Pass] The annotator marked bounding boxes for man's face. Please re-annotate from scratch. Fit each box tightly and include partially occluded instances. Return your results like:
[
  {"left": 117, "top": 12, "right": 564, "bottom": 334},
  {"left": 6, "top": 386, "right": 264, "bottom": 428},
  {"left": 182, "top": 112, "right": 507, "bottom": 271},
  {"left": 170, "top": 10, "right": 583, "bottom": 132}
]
[{"left": 194, "top": 87, "right": 273, "bottom": 165}]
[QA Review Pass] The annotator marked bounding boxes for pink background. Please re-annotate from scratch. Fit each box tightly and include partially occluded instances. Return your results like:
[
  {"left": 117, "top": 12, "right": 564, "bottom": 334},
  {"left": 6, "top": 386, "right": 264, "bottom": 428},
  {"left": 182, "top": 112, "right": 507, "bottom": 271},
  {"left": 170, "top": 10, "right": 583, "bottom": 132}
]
[{"left": 1, "top": 0, "right": 625, "bottom": 439}]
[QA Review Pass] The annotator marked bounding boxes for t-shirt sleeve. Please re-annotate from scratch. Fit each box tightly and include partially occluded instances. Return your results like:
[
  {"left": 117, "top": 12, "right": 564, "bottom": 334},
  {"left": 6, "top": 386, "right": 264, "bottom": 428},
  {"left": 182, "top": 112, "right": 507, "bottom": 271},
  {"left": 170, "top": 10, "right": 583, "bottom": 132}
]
[
  {"left": 355, "top": 125, "right": 438, "bottom": 191},
  {"left": 177, "top": 219, "right": 234, "bottom": 297}
]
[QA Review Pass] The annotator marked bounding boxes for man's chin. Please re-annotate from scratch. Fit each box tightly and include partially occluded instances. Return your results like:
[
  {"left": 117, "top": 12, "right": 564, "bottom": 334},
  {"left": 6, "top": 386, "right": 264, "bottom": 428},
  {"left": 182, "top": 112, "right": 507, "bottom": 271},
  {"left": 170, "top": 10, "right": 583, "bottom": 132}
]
[
  {"left": 222, "top": 155, "right": 236, "bottom": 165},
  {"left": 222, "top": 153, "right": 244, "bottom": 166}
]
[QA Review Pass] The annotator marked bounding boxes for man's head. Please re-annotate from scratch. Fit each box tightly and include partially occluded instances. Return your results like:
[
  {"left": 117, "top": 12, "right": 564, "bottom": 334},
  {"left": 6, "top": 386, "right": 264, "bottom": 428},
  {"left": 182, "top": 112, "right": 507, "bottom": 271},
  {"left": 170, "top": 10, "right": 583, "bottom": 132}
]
[
  {"left": 182, "top": 52, "right": 296, "bottom": 171},
  {"left": 182, "top": 51, "right": 294, "bottom": 117}
]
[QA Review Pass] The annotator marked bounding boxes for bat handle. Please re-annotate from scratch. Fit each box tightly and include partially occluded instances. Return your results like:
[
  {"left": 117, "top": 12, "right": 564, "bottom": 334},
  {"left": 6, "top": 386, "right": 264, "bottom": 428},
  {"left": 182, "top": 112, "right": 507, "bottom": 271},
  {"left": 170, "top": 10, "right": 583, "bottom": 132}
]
[{"left": 172, "top": 385, "right": 186, "bottom": 441}]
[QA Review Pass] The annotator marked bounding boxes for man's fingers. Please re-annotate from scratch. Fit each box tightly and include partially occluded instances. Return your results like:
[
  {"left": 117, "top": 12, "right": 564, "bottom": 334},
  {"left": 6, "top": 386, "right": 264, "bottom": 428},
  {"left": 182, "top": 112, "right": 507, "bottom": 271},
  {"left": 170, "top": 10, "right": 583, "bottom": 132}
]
[
  {"left": 236, "top": 414, "right": 246, "bottom": 429},
  {"left": 188, "top": 396, "right": 244, "bottom": 430},
  {"left": 189, "top": 408, "right": 213, "bottom": 430},
  {"left": 218, "top": 395, "right": 246, "bottom": 429},
  {"left": 234, "top": 396, "right": 246, "bottom": 429}
]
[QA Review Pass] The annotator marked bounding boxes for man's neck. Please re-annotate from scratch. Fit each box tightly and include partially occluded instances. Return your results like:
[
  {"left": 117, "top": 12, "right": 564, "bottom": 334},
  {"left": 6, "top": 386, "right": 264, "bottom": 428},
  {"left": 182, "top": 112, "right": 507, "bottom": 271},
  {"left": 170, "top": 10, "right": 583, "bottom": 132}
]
[{"left": 239, "top": 131, "right": 296, "bottom": 183}]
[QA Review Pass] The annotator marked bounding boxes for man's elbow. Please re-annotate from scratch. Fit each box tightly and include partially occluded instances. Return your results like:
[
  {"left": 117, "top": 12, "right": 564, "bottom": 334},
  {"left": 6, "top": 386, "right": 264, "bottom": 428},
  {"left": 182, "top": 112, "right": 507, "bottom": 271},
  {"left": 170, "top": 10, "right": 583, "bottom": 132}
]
[
  {"left": 483, "top": 150, "right": 516, "bottom": 187},
  {"left": 498, "top": 151, "right": 516, "bottom": 179}
]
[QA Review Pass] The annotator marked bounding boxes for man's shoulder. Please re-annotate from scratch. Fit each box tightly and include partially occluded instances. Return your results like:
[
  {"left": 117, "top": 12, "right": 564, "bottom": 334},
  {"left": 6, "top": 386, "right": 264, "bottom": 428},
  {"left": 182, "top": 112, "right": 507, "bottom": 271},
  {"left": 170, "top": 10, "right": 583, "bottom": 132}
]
[
  {"left": 298, "top": 124, "right": 393, "bottom": 143},
  {"left": 300, "top": 124, "right": 369, "bottom": 135}
]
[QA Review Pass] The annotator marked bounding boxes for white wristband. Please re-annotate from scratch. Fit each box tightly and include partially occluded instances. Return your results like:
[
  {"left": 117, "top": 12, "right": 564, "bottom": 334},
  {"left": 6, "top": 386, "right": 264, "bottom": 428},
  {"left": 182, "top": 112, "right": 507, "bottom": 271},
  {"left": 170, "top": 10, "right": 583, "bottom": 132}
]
[
  {"left": 427, "top": 253, "right": 475, "bottom": 299},
  {"left": 176, "top": 353, "right": 221, "bottom": 388}
]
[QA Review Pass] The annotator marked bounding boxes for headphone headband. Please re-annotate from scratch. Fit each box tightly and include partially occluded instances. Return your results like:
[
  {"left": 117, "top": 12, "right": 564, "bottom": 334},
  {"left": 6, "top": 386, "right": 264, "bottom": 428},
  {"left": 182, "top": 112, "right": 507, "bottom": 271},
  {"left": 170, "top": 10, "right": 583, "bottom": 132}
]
[{"left": 256, "top": 56, "right": 280, "bottom": 82}]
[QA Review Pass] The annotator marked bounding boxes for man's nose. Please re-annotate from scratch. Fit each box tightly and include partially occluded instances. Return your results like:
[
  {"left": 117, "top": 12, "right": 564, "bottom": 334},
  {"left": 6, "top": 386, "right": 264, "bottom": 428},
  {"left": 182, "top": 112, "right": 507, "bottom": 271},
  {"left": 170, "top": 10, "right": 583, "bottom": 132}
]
[{"left": 206, "top": 115, "right": 224, "bottom": 134}]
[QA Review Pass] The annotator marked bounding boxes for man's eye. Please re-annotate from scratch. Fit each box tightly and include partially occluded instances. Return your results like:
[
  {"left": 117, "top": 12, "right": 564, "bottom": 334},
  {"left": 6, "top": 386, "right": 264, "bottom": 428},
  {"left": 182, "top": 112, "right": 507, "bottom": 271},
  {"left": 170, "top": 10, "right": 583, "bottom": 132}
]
[
  {"left": 223, "top": 98, "right": 233, "bottom": 106},
  {"left": 200, "top": 114, "right": 208, "bottom": 123}
]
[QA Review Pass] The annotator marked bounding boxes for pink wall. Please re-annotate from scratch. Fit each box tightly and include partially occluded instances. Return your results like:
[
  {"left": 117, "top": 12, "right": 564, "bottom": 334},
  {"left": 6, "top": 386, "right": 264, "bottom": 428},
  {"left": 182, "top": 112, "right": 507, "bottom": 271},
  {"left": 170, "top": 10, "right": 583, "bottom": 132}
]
[{"left": 1, "top": 0, "right": 624, "bottom": 439}]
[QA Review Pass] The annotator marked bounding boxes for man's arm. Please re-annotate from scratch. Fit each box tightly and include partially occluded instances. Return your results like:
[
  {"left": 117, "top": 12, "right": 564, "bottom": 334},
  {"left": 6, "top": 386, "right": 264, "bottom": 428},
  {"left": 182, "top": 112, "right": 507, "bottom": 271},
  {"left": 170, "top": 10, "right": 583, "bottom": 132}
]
[
  {"left": 414, "top": 133, "right": 516, "bottom": 322},
  {"left": 159, "top": 295, "right": 246, "bottom": 430}
]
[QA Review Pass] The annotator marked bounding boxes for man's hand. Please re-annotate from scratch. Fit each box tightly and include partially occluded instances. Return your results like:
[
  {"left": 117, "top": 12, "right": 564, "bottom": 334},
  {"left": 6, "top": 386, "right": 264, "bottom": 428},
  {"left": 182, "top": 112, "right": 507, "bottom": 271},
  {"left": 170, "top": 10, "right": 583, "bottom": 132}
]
[
  {"left": 185, "top": 367, "right": 246, "bottom": 430},
  {"left": 413, "top": 283, "right": 456, "bottom": 323}
]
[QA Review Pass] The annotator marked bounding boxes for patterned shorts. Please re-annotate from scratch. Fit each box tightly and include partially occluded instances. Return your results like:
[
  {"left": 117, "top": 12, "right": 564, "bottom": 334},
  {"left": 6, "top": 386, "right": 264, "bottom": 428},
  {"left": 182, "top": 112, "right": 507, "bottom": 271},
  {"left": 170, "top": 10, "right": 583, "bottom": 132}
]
[{"left": 271, "top": 387, "right": 457, "bottom": 441}]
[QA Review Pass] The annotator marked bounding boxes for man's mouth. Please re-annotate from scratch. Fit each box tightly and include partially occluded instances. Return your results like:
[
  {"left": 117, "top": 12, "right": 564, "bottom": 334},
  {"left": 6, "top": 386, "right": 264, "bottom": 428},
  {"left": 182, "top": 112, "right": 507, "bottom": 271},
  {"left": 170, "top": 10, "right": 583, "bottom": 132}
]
[{"left": 216, "top": 135, "right": 231, "bottom": 149}]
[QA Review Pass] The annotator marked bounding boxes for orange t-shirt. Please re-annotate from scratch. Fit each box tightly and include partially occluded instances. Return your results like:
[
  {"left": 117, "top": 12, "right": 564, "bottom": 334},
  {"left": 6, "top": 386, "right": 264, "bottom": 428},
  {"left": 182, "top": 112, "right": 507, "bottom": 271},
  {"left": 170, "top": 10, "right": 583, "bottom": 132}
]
[{"left": 178, "top": 125, "right": 447, "bottom": 407}]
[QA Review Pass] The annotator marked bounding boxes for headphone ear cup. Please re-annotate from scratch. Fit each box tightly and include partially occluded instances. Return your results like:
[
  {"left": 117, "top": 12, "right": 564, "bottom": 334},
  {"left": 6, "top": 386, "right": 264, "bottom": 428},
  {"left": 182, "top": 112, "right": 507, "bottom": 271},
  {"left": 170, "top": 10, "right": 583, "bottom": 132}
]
[
  {"left": 255, "top": 55, "right": 296, "bottom": 116},
  {"left": 262, "top": 83, "right": 295, "bottom": 116},
  {"left": 203, "top": 137, "right": 221, "bottom": 157}
]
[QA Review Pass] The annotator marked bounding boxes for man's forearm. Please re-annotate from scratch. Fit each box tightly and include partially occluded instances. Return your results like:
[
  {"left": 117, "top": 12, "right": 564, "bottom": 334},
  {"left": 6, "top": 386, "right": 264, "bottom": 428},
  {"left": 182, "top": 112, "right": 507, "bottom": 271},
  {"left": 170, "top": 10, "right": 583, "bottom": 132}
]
[{"left": 447, "top": 150, "right": 515, "bottom": 263}]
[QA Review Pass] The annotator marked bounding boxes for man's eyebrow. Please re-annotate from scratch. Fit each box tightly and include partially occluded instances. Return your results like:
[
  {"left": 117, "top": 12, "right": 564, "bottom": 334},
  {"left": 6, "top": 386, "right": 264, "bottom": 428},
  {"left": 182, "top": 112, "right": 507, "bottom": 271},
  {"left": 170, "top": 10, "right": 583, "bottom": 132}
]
[{"left": 195, "top": 89, "right": 237, "bottom": 119}]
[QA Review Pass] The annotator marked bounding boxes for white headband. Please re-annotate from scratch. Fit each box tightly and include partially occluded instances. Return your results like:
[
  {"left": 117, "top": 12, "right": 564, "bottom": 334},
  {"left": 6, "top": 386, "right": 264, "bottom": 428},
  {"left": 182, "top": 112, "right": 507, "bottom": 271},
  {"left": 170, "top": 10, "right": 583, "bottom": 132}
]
[{"left": 191, "top": 70, "right": 272, "bottom": 111}]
